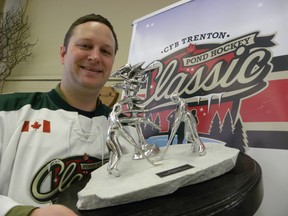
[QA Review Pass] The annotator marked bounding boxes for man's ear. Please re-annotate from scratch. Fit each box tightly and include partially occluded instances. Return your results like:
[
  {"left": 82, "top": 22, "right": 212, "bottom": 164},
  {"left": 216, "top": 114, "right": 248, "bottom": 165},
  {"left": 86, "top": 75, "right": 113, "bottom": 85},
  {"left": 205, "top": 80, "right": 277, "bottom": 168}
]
[{"left": 60, "top": 46, "right": 66, "bottom": 64}]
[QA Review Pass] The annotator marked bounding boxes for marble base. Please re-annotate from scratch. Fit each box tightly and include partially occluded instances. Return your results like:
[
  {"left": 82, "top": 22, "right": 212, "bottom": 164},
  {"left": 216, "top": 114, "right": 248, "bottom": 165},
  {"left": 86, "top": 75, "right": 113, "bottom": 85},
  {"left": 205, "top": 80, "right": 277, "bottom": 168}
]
[{"left": 77, "top": 143, "right": 239, "bottom": 210}]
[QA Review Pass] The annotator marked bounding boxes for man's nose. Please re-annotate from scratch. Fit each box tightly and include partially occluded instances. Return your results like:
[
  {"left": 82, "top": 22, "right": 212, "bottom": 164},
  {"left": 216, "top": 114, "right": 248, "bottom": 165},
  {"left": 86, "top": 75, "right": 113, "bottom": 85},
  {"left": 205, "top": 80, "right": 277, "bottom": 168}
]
[{"left": 88, "top": 49, "right": 100, "bottom": 62}]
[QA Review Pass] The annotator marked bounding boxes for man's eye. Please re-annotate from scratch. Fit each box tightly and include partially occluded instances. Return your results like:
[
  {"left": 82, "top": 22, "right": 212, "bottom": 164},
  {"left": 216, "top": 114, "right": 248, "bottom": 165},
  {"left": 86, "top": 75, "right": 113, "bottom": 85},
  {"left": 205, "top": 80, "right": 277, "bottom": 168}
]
[
  {"left": 79, "top": 44, "right": 91, "bottom": 49},
  {"left": 102, "top": 49, "right": 112, "bottom": 55}
]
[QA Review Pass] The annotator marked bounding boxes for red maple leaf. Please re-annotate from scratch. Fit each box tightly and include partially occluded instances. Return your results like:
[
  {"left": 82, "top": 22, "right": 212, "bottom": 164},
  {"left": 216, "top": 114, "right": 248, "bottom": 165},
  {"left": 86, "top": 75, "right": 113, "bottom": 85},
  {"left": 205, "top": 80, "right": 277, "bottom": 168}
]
[
  {"left": 186, "top": 43, "right": 197, "bottom": 53},
  {"left": 31, "top": 121, "right": 41, "bottom": 129},
  {"left": 83, "top": 153, "right": 89, "bottom": 161}
]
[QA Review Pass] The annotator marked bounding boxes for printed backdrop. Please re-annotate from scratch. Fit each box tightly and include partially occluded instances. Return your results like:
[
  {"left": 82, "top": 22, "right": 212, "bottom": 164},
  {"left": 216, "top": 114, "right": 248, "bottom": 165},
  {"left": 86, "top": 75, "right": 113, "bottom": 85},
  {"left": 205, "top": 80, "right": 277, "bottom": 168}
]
[
  {"left": 127, "top": 0, "right": 288, "bottom": 215},
  {"left": 128, "top": 0, "right": 288, "bottom": 152}
]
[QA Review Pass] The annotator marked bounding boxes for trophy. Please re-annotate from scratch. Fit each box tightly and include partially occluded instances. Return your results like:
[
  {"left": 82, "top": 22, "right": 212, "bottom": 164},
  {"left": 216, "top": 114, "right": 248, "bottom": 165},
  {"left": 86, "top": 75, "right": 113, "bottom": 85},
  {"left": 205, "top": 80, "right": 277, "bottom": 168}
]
[
  {"left": 76, "top": 62, "right": 240, "bottom": 210},
  {"left": 106, "top": 62, "right": 206, "bottom": 176}
]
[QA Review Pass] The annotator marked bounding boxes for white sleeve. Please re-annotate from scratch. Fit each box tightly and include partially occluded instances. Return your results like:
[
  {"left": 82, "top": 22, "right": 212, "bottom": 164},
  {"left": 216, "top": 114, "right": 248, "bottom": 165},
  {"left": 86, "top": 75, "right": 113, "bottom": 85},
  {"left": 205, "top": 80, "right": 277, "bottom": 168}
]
[
  {"left": 0, "top": 113, "right": 19, "bottom": 216},
  {"left": 0, "top": 195, "right": 21, "bottom": 216}
]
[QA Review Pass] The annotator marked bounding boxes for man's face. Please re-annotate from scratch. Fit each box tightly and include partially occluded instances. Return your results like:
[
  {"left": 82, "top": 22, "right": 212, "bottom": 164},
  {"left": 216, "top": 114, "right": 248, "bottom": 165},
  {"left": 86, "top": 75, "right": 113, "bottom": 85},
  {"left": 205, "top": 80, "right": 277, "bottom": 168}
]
[{"left": 60, "top": 21, "right": 116, "bottom": 92}]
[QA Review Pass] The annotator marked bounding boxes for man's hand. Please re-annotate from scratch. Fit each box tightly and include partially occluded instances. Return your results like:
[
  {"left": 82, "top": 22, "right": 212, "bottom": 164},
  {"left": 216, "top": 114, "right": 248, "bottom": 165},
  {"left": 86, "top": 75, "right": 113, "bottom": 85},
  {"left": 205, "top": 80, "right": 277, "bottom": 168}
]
[{"left": 30, "top": 204, "right": 77, "bottom": 216}]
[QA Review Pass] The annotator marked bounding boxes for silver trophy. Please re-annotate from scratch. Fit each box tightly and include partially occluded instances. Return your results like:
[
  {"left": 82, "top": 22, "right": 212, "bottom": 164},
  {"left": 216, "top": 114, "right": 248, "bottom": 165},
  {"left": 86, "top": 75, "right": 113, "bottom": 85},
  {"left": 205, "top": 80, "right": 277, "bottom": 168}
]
[{"left": 106, "top": 62, "right": 205, "bottom": 176}]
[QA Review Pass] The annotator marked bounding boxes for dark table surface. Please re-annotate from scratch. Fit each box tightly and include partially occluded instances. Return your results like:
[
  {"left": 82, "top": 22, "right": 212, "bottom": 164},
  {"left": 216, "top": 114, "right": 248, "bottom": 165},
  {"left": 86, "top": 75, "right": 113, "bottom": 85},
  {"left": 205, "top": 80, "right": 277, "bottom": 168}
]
[{"left": 56, "top": 153, "right": 263, "bottom": 216}]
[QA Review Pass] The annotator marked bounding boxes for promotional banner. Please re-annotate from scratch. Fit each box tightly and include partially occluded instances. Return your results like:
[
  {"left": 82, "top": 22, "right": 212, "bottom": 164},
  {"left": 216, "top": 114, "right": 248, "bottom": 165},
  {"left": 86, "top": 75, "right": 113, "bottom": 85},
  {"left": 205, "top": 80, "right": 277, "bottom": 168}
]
[{"left": 128, "top": 0, "right": 288, "bottom": 215}]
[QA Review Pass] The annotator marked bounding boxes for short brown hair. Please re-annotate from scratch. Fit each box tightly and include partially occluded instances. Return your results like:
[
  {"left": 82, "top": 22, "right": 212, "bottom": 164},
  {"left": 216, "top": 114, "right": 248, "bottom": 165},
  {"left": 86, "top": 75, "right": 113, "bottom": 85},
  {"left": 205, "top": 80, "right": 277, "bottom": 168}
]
[{"left": 63, "top": 14, "right": 118, "bottom": 54}]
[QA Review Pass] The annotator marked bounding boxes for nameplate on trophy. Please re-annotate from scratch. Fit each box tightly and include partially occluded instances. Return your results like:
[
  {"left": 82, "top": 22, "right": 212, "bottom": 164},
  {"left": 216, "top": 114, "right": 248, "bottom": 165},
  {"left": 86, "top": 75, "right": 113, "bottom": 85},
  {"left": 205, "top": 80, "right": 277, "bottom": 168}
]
[{"left": 156, "top": 164, "right": 194, "bottom": 178}]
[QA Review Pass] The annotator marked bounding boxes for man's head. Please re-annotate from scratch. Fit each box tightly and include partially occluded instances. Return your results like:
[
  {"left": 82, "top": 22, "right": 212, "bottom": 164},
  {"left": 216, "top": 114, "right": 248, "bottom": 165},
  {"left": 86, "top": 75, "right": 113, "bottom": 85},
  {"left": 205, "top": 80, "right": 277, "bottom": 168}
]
[
  {"left": 63, "top": 14, "right": 118, "bottom": 54},
  {"left": 59, "top": 14, "right": 118, "bottom": 101}
]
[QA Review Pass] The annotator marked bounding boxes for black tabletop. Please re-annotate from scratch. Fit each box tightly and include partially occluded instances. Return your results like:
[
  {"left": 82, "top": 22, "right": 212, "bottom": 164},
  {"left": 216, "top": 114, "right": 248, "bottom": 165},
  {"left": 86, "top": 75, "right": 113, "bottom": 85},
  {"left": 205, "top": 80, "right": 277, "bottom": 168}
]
[{"left": 56, "top": 153, "right": 263, "bottom": 216}]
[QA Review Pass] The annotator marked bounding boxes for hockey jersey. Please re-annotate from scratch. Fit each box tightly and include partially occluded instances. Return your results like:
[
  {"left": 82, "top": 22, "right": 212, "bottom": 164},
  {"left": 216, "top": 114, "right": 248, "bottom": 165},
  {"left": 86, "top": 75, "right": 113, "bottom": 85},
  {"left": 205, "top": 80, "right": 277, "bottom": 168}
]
[{"left": 0, "top": 89, "right": 114, "bottom": 214}]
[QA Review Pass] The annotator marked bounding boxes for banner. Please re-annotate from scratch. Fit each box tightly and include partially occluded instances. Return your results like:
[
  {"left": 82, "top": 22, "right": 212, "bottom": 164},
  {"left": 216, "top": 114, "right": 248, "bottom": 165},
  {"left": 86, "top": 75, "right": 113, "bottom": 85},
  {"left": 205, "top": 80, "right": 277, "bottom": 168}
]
[
  {"left": 128, "top": 0, "right": 288, "bottom": 215},
  {"left": 128, "top": 0, "right": 288, "bottom": 152}
]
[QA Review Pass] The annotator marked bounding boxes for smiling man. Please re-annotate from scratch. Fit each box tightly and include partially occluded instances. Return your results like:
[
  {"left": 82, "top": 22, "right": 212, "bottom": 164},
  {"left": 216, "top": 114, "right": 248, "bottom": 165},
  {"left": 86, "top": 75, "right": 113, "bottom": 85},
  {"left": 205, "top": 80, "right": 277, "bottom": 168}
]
[
  {"left": 60, "top": 17, "right": 117, "bottom": 112},
  {"left": 0, "top": 14, "right": 120, "bottom": 216}
]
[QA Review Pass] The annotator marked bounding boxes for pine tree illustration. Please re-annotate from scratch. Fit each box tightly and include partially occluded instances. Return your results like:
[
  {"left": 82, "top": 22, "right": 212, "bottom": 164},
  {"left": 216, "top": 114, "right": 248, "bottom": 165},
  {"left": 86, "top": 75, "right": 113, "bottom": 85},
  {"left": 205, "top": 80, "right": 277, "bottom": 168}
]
[
  {"left": 208, "top": 112, "right": 222, "bottom": 140},
  {"left": 227, "top": 117, "right": 249, "bottom": 153},
  {"left": 220, "top": 110, "right": 234, "bottom": 144}
]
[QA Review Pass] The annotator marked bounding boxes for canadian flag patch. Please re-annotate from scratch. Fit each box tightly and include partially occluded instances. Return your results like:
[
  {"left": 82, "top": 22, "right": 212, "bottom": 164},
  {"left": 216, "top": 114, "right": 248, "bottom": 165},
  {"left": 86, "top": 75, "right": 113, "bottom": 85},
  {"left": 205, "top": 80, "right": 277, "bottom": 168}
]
[{"left": 22, "top": 120, "right": 51, "bottom": 133}]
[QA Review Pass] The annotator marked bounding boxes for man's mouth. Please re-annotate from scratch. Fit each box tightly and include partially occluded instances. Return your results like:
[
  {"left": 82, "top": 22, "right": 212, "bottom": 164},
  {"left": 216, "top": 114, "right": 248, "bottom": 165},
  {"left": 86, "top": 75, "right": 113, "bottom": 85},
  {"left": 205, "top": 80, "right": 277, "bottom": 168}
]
[{"left": 81, "top": 66, "right": 102, "bottom": 73}]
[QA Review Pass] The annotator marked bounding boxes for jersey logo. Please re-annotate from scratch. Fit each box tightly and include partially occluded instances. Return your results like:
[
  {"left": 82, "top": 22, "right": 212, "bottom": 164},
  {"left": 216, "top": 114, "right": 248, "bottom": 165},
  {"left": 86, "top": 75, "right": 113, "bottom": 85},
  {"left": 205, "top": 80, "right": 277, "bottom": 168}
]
[{"left": 30, "top": 154, "right": 107, "bottom": 203}]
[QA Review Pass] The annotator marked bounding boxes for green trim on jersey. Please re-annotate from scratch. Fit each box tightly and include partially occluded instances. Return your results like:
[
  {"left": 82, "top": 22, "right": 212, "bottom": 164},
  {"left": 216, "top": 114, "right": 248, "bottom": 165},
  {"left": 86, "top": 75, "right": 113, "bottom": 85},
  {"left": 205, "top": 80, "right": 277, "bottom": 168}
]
[
  {"left": 0, "top": 89, "right": 112, "bottom": 119},
  {"left": 6, "top": 205, "right": 38, "bottom": 216}
]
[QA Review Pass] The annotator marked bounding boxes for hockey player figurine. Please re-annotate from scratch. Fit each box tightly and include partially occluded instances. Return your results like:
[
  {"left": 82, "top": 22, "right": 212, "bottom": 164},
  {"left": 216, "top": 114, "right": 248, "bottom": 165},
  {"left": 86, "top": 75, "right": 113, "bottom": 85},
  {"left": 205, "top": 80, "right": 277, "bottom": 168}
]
[
  {"left": 110, "top": 62, "right": 161, "bottom": 160},
  {"left": 156, "top": 93, "right": 206, "bottom": 161},
  {"left": 106, "top": 103, "right": 156, "bottom": 177}
]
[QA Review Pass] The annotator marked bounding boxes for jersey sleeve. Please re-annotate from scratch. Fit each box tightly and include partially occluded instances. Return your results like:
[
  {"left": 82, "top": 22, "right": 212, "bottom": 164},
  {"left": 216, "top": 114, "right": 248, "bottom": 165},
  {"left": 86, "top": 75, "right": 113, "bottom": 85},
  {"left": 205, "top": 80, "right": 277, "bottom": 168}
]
[{"left": 0, "top": 195, "right": 21, "bottom": 216}]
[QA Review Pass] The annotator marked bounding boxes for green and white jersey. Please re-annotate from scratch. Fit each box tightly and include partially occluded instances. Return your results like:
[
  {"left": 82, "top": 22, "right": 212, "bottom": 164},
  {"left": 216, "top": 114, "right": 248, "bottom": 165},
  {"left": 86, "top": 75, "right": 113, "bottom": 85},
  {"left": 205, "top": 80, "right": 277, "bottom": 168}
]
[{"left": 0, "top": 89, "right": 112, "bottom": 214}]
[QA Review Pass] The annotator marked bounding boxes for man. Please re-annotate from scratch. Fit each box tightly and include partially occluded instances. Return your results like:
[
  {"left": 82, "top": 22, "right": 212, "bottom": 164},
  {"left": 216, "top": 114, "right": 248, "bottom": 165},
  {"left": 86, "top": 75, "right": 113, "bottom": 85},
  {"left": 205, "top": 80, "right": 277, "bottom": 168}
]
[{"left": 0, "top": 14, "right": 118, "bottom": 216}]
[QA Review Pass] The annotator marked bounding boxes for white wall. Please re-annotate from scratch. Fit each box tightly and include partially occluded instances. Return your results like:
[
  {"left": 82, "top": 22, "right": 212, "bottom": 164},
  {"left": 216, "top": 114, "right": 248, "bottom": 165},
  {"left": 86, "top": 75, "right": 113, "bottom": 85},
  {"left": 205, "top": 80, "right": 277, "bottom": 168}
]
[{"left": 3, "top": 0, "right": 180, "bottom": 93}]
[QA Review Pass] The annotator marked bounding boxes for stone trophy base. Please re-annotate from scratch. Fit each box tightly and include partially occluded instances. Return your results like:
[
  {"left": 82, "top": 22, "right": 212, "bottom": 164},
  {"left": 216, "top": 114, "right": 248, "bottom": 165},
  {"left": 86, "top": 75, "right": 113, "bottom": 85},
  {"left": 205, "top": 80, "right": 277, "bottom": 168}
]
[{"left": 77, "top": 142, "right": 239, "bottom": 210}]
